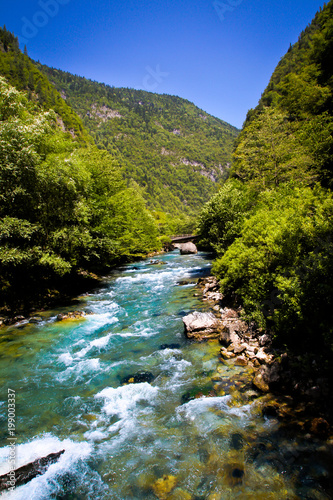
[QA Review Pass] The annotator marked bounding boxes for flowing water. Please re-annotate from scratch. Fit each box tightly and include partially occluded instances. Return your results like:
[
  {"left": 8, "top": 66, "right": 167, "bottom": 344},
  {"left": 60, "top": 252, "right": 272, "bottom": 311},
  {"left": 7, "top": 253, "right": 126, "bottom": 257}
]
[{"left": 0, "top": 252, "right": 332, "bottom": 499}]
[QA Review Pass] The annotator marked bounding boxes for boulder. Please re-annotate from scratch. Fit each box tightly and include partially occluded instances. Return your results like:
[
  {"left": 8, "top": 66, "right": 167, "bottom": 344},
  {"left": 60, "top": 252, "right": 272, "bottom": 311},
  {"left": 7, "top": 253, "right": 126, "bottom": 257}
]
[
  {"left": 252, "top": 361, "right": 281, "bottom": 392},
  {"left": 179, "top": 242, "right": 197, "bottom": 255},
  {"left": 183, "top": 311, "right": 221, "bottom": 341},
  {"left": 220, "top": 330, "right": 240, "bottom": 346},
  {"left": 204, "top": 291, "right": 223, "bottom": 302},
  {"left": 258, "top": 334, "right": 273, "bottom": 347},
  {"left": 29, "top": 317, "right": 42, "bottom": 324},
  {"left": 253, "top": 370, "right": 270, "bottom": 392},
  {"left": 233, "top": 343, "right": 247, "bottom": 354},
  {"left": 219, "top": 308, "right": 249, "bottom": 345},
  {"left": 235, "top": 356, "right": 248, "bottom": 367},
  {"left": 121, "top": 372, "right": 154, "bottom": 384},
  {"left": 220, "top": 347, "right": 236, "bottom": 360},
  {"left": 255, "top": 348, "right": 273, "bottom": 365}
]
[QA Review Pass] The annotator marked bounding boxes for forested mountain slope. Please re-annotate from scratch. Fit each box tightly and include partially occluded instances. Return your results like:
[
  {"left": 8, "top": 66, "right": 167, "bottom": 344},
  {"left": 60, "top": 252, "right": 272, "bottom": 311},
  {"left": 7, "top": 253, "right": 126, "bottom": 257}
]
[
  {"left": 0, "top": 28, "right": 161, "bottom": 311},
  {"left": 232, "top": 1, "right": 333, "bottom": 188},
  {"left": 36, "top": 64, "right": 239, "bottom": 214},
  {"left": 198, "top": 1, "right": 333, "bottom": 358},
  {"left": 0, "top": 27, "right": 92, "bottom": 144}
]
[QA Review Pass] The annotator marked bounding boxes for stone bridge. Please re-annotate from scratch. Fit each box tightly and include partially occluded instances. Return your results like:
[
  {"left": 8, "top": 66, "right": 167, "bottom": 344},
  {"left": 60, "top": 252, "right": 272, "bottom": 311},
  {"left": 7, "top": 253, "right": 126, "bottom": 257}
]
[{"left": 170, "top": 235, "right": 199, "bottom": 254}]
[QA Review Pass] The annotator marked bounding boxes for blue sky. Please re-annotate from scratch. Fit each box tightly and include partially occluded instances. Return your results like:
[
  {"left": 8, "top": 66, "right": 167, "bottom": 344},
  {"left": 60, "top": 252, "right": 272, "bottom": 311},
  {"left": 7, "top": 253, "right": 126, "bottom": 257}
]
[{"left": 2, "top": 0, "right": 326, "bottom": 128}]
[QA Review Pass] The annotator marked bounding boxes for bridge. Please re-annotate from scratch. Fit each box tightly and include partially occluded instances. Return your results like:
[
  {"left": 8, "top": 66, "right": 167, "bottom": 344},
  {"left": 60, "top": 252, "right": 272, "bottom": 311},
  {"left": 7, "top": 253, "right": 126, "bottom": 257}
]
[{"left": 170, "top": 234, "right": 199, "bottom": 243}]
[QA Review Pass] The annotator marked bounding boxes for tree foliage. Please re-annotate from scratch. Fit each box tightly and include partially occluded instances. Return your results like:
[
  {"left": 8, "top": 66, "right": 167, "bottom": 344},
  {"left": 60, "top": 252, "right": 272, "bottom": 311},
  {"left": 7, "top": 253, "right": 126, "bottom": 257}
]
[
  {"left": 197, "top": 180, "right": 257, "bottom": 254},
  {"left": 0, "top": 77, "right": 160, "bottom": 309},
  {"left": 233, "top": 0, "right": 333, "bottom": 189},
  {"left": 35, "top": 63, "right": 239, "bottom": 215},
  {"left": 199, "top": 2, "right": 333, "bottom": 356},
  {"left": 212, "top": 185, "right": 333, "bottom": 352}
]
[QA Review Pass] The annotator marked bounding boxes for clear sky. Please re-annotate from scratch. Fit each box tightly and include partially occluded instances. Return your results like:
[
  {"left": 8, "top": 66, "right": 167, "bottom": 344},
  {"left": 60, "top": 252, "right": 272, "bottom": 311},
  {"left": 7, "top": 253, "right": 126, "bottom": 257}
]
[{"left": 2, "top": 0, "right": 326, "bottom": 128}]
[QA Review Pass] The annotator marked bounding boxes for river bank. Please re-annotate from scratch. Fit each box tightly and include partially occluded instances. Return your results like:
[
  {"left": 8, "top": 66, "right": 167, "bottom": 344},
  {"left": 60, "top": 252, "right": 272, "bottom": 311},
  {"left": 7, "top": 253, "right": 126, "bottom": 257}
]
[
  {"left": 187, "top": 275, "right": 333, "bottom": 441},
  {"left": 0, "top": 251, "right": 332, "bottom": 499},
  {"left": 0, "top": 250, "right": 167, "bottom": 327}
]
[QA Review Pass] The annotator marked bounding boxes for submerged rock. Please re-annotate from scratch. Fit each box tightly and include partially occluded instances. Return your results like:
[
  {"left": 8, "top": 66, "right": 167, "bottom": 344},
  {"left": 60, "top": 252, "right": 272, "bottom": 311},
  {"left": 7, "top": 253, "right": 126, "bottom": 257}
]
[
  {"left": 56, "top": 311, "right": 87, "bottom": 321},
  {"left": 230, "top": 433, "right": 244, "bottom": 451},
  {"left": 168, "top": 487, "right": 192, "bottom": 500},
  {"left": 310, "top": 417, "right": 330, "bottom": 438},
  {"left": 183, "top": 311, "right": 221, "bottom": 341},
  {"left": 152, "top": 474, "right": 178, "bottom": 499},
  {"left": 0, "top": 450, "right": 65, "bottom": 492},
  {"left": 121, "top": 372, "right": 154, "bottom": 384},
  {"left": 159, "top": 343, "right": 181, "bottom": 350}
]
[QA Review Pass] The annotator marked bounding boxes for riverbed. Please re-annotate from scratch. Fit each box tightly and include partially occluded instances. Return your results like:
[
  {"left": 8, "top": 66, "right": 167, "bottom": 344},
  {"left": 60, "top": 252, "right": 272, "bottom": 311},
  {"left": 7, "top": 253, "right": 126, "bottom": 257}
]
[{"left": 0, "top": 251, "right": 331, "bottom": 499}]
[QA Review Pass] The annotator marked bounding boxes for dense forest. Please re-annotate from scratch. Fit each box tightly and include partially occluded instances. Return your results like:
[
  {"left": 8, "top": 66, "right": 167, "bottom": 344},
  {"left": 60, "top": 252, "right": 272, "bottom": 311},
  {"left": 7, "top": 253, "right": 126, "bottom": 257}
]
[
  {"left": 198, "top": 1, "right": 333, "bottom": 359},
  {"left": 36, "top": 64, "right": 239, "bottom": 215},
  {"left": 0, "top": 24, "right": 241, "bottom": 312},
  {"left": 0, "top": 28, "right": 163, "bottom": 311},
  {"left": 1, "top": 0, "right": 333, "bottom": 359}
]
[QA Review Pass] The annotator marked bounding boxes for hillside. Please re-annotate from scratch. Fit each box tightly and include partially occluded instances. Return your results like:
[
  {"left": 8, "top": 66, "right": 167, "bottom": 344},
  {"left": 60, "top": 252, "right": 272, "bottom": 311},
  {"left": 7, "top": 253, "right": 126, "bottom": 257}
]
[
  {"left": 36, "top": 63, "right": 239, "bottom": 214},
  {"left": 0, "top": 29, "right": 162, "bottom": 311},
  {"left": 232, "top": 1, "right": 333, "bottom": 188},
  {"left": 0, "top": 27, "right": 92, "bottom": 144},
  {"left": 198, "top": 1, "right": 333, "bottom": 358}
]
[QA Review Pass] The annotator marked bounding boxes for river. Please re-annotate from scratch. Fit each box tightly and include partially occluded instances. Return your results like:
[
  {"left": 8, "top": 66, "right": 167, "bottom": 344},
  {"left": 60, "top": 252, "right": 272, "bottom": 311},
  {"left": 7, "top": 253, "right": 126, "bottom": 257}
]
[{"left": 0, "top": 251, "right": 331, "bottom": 499}]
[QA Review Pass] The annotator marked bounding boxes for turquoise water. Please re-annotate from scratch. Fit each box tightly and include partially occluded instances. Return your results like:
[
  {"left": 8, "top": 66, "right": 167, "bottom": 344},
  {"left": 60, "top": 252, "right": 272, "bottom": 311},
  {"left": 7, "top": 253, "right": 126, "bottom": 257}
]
[{"left": 0, "top": 252, "right": 331, "bottom": 499}]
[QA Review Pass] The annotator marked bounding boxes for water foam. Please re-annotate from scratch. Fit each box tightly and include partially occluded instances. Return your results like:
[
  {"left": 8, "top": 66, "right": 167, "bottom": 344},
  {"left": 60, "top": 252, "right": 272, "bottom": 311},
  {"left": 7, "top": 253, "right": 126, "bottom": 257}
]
[
  {"left": 75, "top": 332, "right": 113, "bottom": 358},
  {"left": 0, "top": 434, "right": 92, "bottom": 499},
  {"left": 177, "top": 395, "right": 232, "bottom": 421},
  {"left": 56, "top": 358, "right": 101, "bottom": 382},
  {"left": 96, "top": 382, "right": 158, "bottom": 420}
]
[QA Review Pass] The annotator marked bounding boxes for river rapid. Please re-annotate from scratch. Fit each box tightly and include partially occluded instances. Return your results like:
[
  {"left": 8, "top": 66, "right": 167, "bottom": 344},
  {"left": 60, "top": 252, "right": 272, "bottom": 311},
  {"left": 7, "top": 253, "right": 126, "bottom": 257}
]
[{"left": 0, "top": 251, "right": 331, "bottom": 499}]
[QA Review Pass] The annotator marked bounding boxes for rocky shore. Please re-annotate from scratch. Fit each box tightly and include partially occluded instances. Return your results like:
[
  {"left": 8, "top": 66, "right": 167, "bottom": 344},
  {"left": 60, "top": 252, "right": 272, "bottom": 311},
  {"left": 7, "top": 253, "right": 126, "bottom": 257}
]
[{"left": 183, "top": 276, "right": 332, "bottom": 438}]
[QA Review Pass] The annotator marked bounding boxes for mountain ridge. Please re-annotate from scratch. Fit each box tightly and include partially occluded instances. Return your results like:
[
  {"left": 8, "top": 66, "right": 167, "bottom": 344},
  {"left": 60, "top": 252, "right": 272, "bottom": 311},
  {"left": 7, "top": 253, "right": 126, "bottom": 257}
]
[{"left": 36, "top": 62, "right": 239, "bottom": 214}]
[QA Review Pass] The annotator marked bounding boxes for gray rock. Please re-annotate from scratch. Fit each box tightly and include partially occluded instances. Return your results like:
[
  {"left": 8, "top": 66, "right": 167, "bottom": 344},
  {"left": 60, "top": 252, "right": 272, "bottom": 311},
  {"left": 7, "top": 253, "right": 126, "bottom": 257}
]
[
  {"left": 220, "top": 329, "right": 240, "bottom": 346},
  {"left": 183, "top": 311, "right": 221, "bottom": 341},
  {"left": 179, "top": 242, "right": 198, "bottom": 255},
  {"left": 233, "top": 343, "right": 247, "bottom": 354},
  {"left": 258, "top": 334, "right": 272, "bottom": 347}
]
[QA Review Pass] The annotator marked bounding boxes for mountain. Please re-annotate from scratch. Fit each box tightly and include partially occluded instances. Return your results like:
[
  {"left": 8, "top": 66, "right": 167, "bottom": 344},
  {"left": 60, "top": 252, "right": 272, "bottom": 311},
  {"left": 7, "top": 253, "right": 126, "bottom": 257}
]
[
  {"left": 0, "top": 27, "right": 162, "bottom": 311},
  {"left": 232, "top": 1, "right": 333, "bottom": 188},
  {"left": 198, "top": 1, "right": 333, "bottom": 357},
  {"left": 0, "top": 27, "right": 92, "bottom": 144},
  {"left": 35, "top": 63, "right": 239, "bottom": 215}
]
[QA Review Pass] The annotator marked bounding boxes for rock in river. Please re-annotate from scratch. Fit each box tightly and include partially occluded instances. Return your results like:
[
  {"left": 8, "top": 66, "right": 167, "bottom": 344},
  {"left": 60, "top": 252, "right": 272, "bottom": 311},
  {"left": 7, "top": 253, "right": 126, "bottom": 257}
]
[
  {"left": 182, "top": 311, "right": 221, "bottom": 341},
  {"left": 179, "top": 242, "right": 197, "bottom": 255},
  {"left": 0, "top": 450, "right": 65, "bottom": 491}
]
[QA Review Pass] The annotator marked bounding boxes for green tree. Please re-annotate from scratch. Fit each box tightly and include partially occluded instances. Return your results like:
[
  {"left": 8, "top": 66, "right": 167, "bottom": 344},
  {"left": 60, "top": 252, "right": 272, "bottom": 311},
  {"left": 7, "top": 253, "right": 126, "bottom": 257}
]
[
  {"left": 232, "top": 107, "right": 315, "bottom": 189},
  {"left": 197, "top": 179, "right": 257, "bottom": 254}
]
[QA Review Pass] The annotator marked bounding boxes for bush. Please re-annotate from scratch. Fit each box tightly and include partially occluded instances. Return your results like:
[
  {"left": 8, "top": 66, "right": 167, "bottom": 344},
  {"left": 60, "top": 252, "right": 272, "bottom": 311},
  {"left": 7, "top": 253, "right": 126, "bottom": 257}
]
[
  {"left": 212, "top": 184, "right": 333, "bottom": 352},
  {"left": 197, "top": 179, "right": 258, "bottom": 254}
]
